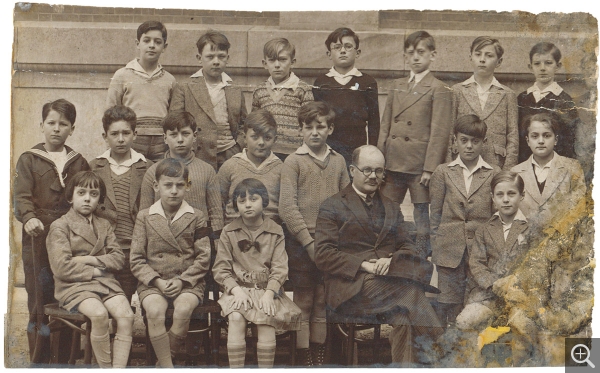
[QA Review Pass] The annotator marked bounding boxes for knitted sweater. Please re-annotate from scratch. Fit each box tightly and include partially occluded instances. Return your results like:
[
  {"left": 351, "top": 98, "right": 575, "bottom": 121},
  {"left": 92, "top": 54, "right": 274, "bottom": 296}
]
[
  {"left": 139, "top": 154, "right": 224, "bottom": 232},
  {"left": 217, "top": 151, "right": 283, "bottom": 224},
  {"left": 279, "top": 148, "right": 350, "bottom": 247},
  {"left": 106, "top": 59, "right": 176, "bottom": 135},
  {"left": 313, "top": 74, "right": 380, "bottom": 162},
  {"left": 251, "top": 79, "right": 314, "bottom": 155},
  {"left": 517, "top": 89, "right": 579, "bottom": 162}
]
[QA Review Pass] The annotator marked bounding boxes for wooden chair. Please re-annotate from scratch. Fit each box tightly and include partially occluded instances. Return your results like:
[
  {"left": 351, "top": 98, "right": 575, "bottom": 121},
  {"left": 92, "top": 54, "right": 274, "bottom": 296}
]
[{"left": 43, "top": 304, "right": 93, "bottom": 365}]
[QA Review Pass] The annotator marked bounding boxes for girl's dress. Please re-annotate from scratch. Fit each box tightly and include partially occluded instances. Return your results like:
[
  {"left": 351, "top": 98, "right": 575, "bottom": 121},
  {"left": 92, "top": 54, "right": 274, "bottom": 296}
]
[{"left": 213, "top": 216, "right": 301, "bottom": 330}]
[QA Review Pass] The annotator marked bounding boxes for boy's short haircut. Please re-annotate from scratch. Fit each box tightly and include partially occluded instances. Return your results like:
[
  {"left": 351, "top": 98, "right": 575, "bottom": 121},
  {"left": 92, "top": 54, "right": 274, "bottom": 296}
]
[
  {"left": 65, "top": 171, "right": 106, "bottom": 204},
  {"left": 137, "top": 20, "right": 167, "bottom": 42},
  {"left": 522, "top": 112, "right": 560, "bottom": 136},
  {"left": 491, "top": 171, "right": 525, "bottom": 194},
  {"left": 231, "top": 178, "right": 269, "bottom": 212},
  {"left": 102, "top": 105, "right": 137, "bottom": 133},
  {"left": 529, "top": 42, "right": 562, "bottom": 63},
  {"left": 154, "top": 158, "right": 189, "bottom": 183},
  {"left": 263, "top": 38, "right": 295, "bottom": 60},
  {"left": 162, "top": 111, "right": 198, "bottom": 133},
  {"left": 244, "top": 109, "right": 277, "bottom": 136},
  {"left": 196, "top": 30, "right": 231, "bottom": 54},
  {"left": 454, "top": 114, "right": 487, "bottom": 139},
  {"left": 325, "top": 27, "right": 359, "bottom": 51},
  {"left": 470, "top": 36, "right": 504, "bottom": 59},
  {"left": 297, "top": 101, "right": 335, "bottom": 128},
  {"left": 42, "top": 99, "right": 76, "bottom": 125},
  {"left": 404, "top": 30, "right": 435, "bottom": 51}
]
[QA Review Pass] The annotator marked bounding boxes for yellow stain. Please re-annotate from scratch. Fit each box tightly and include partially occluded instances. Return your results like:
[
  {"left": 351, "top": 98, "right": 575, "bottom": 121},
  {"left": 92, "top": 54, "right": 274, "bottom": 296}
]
[{"left": 477, "top": 326, "right": 511, "bottom": 351}]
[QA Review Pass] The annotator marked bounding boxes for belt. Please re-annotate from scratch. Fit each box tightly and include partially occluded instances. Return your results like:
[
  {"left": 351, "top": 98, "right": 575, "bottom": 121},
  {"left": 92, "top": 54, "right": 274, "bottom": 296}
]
[{"left": 238, "top": 282, "right": 267, "bottom": 290}]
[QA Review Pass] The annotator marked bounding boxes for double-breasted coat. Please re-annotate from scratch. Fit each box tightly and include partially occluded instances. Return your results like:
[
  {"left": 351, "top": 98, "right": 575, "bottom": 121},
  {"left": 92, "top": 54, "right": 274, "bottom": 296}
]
[
  {"left": 130, "top": 201, "right": 212, "bottom": 301},
  {"left": 170, "top": 75, "right": 247, "bottom": 170},
  {"left": 46, "top": 209, "right": 125, "bottom": 309}
]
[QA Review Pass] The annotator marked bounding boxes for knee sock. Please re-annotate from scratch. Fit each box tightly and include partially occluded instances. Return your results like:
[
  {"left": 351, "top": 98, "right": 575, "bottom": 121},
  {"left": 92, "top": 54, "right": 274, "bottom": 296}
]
[
  {"left": 168, "top": 330, "right": 187, "bottom": 356},
  {"left": 297, "top": 320, "right": 310, "bottom": 349},
  {"left": 227, "top": 341, "right": 246, "bottom": 368},
  {"left": 90, "top": 332, "right": 112, "bottom": 368},
  {"left": 150, "top": 332, "right": 174, "bottom": 368},
  {"left": 256, "top": 340, "right": 276, "bottom": 368},
  {"left": 112, "top": 334, "right": 132, "bottom": 368}
]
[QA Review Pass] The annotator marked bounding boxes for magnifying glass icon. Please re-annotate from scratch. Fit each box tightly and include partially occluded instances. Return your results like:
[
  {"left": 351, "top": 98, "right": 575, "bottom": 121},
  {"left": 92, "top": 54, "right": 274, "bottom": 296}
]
[{"left": 572, "top": 343, "right": 595, "bottom": 368}]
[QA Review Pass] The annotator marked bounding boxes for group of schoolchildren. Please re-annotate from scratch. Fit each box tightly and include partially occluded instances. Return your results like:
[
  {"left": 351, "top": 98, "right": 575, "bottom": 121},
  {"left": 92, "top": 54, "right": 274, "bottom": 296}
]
[{"left": 13, "top": 19, "right": 591, "bottom": 368}]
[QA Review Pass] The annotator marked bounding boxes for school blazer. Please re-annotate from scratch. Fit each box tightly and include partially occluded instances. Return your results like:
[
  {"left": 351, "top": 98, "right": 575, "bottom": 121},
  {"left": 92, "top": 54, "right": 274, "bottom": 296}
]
[
  {"left": 377, "top": 72, "right": 452, "bottom": 174},
  {"left": 170, "top": 76, "right": 247, "bottom": 170},
  {"left": 466, "top": 215, "right": 529, "bottom": 304},
  {"left": 510, "top": 155, "right": 586, "bottom": 231},
  {"left": 89, "top": 157, "right": 153, "bottom": 227},
  {"left": 429, "top": 162, "right": 500, "bottom": 268},
  {"left": 130, "top": 207, "right": 212, "bottom": 300},
  {"left": 315, "top": 184, "right": 431, "bottom": 310},
  {"left": 46, "top": 209, "right": 125, "bottom": 308},
  {"left": 449, "top": 82, "right": 518, "bottom": 170}
]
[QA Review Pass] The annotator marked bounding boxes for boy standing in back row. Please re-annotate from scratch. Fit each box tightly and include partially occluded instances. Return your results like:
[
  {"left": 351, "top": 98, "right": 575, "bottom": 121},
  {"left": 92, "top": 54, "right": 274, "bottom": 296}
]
[
  {"left": 107, "top": 21, "right": 176, "bottom": 162},
  {"left": 313, "top": 27, "right": 380, "bottom": 164},
  {"left": 377, "top": 31, "right": 452, "bottom": 257}
]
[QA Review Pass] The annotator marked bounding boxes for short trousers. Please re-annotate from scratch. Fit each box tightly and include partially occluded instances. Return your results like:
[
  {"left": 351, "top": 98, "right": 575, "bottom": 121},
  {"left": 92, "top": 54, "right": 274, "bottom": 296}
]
[
  {"left": 381, "top": 171, "right": 430, "bottom": 204},
  {"left": 138, "top": 286, "right": 203, "bottom": 306},
  {"left": 132, "top": 135, "right": 168, "bottom": 162},
  {"left": 64, "top": 288, "right": 123, "bottom": 312},
  {"left": 436, "top": 254, "right": 468, "bottom": 304}
]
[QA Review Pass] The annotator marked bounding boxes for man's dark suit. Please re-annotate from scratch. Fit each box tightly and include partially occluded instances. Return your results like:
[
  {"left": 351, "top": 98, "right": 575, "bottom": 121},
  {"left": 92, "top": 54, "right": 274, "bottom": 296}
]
[{"left": 315, "top": 183, "right": 443, "bottom": 364}]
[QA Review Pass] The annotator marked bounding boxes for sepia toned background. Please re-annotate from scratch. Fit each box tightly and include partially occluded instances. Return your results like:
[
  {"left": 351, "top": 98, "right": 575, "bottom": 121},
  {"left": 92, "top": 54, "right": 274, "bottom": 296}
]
[{"left": 7, "top": 3, "right": 598, "bottom": 367}]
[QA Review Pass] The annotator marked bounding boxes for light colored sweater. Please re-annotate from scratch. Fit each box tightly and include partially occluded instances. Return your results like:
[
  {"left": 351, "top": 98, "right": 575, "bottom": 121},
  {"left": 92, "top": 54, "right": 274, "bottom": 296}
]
[
  {"left": 217, "top": 150, "right": 283, "bottom": 224},
  {"left": 279, "top": 148, "right": 350, "bottom": 246}
]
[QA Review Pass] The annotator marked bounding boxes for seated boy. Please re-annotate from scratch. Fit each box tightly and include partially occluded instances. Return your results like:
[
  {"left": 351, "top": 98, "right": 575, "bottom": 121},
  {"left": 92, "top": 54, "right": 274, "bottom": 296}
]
[
  {"left": 90, "top": 105, "right": 154, "bottom": 303},
  {"left": 378, "top": 31, "right": 452, "bottom": 257},
  {"left": 218, "top": 109, "right": 283, "bottom": 225},
  {"left": 131, "top": 158, "right": 211, "bottom": 368},
  {"left": 279, "top": 101, "right": 349, "bottom": 365},
  {"left": 517, "top": 42, "right": 580, "bottom": 163},
  {"left": 313, "top": 27, "right": 380, "bottom": 164},
  {"left": 107, "top": 21, "right": 176, "bottom": 162},
  {"left": 430, "top": 114, "right": 500, "bottom": 326},
  {"left": 252, "top": 38, "right": 314, "bottom": 160},
  {"left": 170, "top": 30, "right": 246, "bottom": 170},
  {"left": 140, "top": 111, "right": 224, "bottom": 235},
  {"left": 13, "top": 98, "right": 89, "bottom": 363}
]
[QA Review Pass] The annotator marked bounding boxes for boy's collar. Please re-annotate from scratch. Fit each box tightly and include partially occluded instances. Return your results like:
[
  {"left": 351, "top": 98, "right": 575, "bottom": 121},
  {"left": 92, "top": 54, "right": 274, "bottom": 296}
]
[
  {"left": 527, "top": 81, "right": 563, "bottom": 96},
  {"left": 126, "top": 59, "right": 163, "bottom": 78},
  {"left": 449, "top": 155, "right": 493, "bottom": 172},
  {"left": 326, "top": 66, "right": 363, "bottom": 79},
  {"left": 190, "top": 68, "right": 233, "bottom": 86},
  {"left": 462, "top": 75, "right": 503, "bottom": 89},
  {"left": 235, "top": 149, "right": 280, "bottom": 170},
  {"left": 267, "top": 72, "right": 299, "bottom": 91},
  {"left": 295, "top": 143, "right": 333, "bottom": 162},
  {"left": 409, "top": 69, "right": 430, "bottom": 84},
  {"left": 494, "top": 209, "right": 528, "bottom": 223},
  {"left": 97, "top": 148, "right": 146, "bottom": 165},
  {"left": 531, "top": 151, "right": 557, "bottom": 168},
  {"left": 149, "top": 199, "right": 194, "bottom": 223}
]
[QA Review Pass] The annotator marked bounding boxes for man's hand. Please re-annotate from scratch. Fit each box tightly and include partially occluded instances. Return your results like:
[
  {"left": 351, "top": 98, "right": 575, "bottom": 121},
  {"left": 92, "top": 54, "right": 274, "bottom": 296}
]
[
  {"left": 164, "top": 279, "right": 183, "bottom": 298},
  {"left": 305, "top": 242, "right": 316, "bottom": 262},
  {"left": 360, "top": 261, "right": 376, "bottom": 274},
  {"left": 24, "top": 218, "right": 44, "bottom": 237},
  {"left": 369, "top": 257, "right": 392, "bottom": 275},
  {"left": 419, "top": 171, "right": 433, "bottom": 187}
]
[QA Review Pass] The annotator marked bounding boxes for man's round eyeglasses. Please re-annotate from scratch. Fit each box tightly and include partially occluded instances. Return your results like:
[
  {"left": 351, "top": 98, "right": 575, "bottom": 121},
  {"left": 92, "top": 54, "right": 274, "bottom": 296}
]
[
  {"left": 352, "top": 165, "right": 385, "bottom": 178},
  {"left": 331, "top": 44, "right": 357, "bottom": 52}
]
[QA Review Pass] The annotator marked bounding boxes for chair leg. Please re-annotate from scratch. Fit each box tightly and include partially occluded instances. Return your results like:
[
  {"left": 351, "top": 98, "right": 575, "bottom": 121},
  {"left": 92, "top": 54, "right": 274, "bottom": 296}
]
[
  {"left": 69, "top": 326, "right": 80, "bottom": 364},
  {"left": 325, "top": 322, "right": 333, "bottom": 365},
  {"left": 210, "top": 312, "right": 220, "bottom": 367},
  {"left": 346, "top": 324, "right": 355, "bottom": 366},
  {"left": 83, "top": 320, "right": 93, "bottom": 365},
  {"left": 290, "top": 331, "right": 297, "bottom": 366},
  {"left": 374, "top": 325, "right": 381, "bottom": 364}
]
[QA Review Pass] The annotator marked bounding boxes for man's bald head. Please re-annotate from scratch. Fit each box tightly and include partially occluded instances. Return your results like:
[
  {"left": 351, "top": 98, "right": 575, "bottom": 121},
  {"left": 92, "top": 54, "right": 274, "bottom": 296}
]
[{"left": 351, "top": 145, "right": 385, "bottom": 166}]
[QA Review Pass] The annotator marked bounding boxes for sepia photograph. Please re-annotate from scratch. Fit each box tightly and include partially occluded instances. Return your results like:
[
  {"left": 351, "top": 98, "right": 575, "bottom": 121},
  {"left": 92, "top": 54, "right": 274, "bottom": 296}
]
[{"left": 5, "top": 0, "right": 599, "bottom": 368}]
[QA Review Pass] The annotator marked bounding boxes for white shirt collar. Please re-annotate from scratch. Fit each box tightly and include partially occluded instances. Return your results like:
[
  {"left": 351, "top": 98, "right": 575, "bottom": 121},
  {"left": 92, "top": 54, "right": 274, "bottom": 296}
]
[
  {"left": 126, "top": 59, "right": 163, "bottom": 78},
  {"left": 97, "top": 148, "right": 146, "bottom": 165},
  {"left": 326, "top": 66, "right": 363, "bottom": 79},
  {"left": 351, "top": 183, "right": 374, "bottom": 203},
  {"left": 448, "top": 155, "right": 493, "bottom": 172},
  {"left": 233, "top": 148, "right": 280, "bottom": 170},
  {"left": 531, "top": 152, "right": 556, "bottom": 169},
  {"left": 527, "top": 81, "right": 563, "bottom": 96},
  {"left": 267, "top": 72, "right": 300, "bottom": 91},
  {"left": 148, "top": 199, "right": 194, "bottom": 224},
  {"left": 190, "top": 68, "right": 233, "bottom": 85},
  {"left": 409, "top": 69, "right": 430, "bottom": 84},
  {"left": 494, "top": 209, "right": 528, "bottom": 223},
  {"left": 461, "top": 75, "right": 504, "bottom": 90},
  {"left": 295, "top": 143, "right": 333, "bottom": 162}
]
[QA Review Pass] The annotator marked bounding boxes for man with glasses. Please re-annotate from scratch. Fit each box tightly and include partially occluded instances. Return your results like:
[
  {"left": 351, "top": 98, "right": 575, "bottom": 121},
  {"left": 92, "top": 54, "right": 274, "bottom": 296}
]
[{"left": 315, "top": 145, "right": 443, "bottom": 366}]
